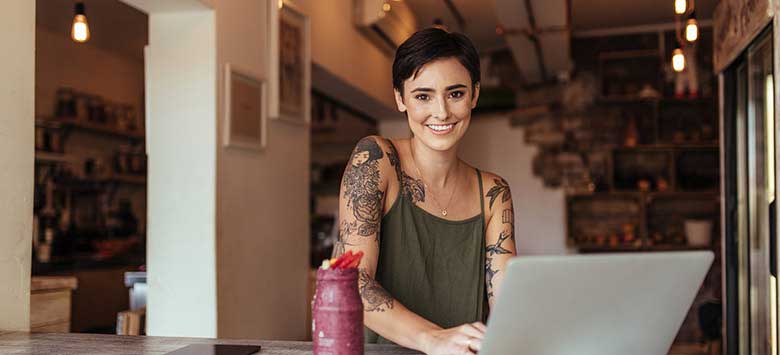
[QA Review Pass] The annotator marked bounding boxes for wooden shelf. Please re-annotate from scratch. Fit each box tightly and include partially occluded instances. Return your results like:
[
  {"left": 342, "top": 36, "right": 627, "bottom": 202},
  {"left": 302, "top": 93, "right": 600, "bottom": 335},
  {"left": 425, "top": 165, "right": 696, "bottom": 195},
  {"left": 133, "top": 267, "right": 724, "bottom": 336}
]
[
  {"left": 104, "top": 174, "right": 146, "bottom": 185},
  {"left": 579, "top": 244, "right": 712, "bottom": 253},
  {"left": 45, "top": 117, "right": 144, "bottom": 140},
  {"left": 35, "top": 151, "right": 71, "bottom": 163}
]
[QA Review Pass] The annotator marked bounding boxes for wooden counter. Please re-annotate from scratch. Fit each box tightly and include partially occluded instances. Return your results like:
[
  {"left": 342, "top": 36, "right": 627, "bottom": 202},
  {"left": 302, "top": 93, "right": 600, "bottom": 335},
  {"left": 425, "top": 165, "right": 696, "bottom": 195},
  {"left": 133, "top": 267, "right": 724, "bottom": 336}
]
[
  {"left": 0, "top": 332, "right": 421, "bottom": 354},
  {"left": 30, "top": 276, "right": 78, "bottom": 333}
]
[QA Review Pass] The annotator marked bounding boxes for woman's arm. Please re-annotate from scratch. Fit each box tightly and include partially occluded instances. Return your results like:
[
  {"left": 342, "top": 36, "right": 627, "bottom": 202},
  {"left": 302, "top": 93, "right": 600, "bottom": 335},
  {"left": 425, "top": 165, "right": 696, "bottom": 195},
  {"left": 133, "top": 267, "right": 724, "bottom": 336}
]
[
  {"left": 483, "top": 176, "right": 517, "bottom": 308},
  {"left": 334, "top": 136, "right": 484, "bottom": 354}
]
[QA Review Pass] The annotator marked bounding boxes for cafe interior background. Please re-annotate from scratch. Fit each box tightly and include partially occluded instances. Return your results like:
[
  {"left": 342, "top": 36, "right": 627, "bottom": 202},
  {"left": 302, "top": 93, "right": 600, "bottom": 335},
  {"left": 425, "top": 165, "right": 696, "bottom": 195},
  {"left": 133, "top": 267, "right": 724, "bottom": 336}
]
[{"left": 1, "top": 0, "right": 780, "bottom": 353}]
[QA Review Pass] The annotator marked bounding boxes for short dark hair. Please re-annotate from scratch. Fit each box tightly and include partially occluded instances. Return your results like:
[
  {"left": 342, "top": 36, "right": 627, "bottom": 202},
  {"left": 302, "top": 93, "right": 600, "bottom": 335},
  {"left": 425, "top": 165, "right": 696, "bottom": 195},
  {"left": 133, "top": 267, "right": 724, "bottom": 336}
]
[{"left": 392, "top": 27, "right": 480, "bottom": 94}]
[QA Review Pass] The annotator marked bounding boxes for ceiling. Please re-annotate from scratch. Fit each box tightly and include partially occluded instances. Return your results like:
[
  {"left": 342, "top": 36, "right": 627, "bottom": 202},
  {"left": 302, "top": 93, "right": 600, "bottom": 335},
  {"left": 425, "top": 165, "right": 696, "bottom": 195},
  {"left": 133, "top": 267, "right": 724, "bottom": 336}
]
[
  {"left": 36, "top": 0, "right": 148, "bottom": 61},
  {"left": 404, "top": 0, "right": 719, "bottom": 86},
  {"left": 570, "top": 0, "right": 717, "bottom": 31},
  {"left": 403, "top": 0, "right": 506, "bottom": 53}
]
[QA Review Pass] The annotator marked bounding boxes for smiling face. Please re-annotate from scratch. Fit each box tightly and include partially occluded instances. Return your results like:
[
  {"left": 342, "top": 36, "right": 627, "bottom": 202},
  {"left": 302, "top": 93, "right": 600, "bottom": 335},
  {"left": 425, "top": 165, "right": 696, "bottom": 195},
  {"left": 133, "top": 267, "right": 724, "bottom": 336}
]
[{"left": 394, "top": 57, "right": 480, "bottom": 152}]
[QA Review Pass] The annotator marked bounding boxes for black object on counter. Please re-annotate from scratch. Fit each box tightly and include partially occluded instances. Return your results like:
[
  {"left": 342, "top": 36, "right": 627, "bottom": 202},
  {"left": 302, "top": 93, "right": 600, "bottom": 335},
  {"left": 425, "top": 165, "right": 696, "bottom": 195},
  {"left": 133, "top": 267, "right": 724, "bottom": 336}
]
[{"left": 165, "top": 344, "right": 261, "bottom": 355}]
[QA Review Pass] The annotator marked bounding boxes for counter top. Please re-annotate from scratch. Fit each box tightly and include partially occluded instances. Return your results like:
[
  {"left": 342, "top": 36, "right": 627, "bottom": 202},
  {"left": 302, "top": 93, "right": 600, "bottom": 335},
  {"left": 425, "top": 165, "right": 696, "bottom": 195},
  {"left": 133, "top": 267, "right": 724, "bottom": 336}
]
[
  {"left": 0, "top": 332, "right": 421, "bottom": 355},
  {"left": 30, "top": 276, "right": 78, "bottom": 292}
]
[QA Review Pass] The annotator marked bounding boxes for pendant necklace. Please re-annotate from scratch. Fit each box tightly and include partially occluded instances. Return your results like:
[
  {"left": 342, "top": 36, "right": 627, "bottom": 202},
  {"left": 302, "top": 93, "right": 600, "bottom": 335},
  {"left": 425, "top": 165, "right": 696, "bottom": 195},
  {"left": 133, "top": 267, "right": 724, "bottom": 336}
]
[{"left": 409, "top": 141, "right": 459, "bottom": 216}]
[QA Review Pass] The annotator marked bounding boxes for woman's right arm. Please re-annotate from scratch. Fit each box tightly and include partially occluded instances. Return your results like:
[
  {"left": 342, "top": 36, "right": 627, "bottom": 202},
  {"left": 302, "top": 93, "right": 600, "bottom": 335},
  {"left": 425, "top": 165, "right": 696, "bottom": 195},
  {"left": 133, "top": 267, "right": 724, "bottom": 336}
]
[{"left": 335, "top": 136, "right": 484, "bottom": 354}]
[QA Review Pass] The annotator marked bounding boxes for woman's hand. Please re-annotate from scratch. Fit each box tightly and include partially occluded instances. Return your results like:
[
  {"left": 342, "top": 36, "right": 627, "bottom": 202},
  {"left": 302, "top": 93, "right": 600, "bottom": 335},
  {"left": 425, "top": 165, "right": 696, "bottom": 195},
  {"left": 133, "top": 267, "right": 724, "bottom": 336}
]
[{"left": 420, "top": 322, "right": 487, "bottom": 355}]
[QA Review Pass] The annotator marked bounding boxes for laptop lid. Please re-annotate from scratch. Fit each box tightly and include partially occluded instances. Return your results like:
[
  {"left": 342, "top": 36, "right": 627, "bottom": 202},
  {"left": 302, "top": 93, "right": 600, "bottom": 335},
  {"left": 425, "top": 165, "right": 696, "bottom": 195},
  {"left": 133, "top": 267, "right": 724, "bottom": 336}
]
[{"left": 480, "top": 251, "right": 714, "bottom": 355}]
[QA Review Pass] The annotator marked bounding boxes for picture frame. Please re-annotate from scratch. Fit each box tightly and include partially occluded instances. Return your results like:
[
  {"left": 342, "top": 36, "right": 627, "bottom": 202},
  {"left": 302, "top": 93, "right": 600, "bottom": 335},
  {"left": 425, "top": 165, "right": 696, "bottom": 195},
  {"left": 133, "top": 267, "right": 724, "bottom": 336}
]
[
  {"left": 267, "top": 0, "right": 311, "bottom": 125},
  {"left": 224, "top": 63, "right": 267, "bottom": 151}
]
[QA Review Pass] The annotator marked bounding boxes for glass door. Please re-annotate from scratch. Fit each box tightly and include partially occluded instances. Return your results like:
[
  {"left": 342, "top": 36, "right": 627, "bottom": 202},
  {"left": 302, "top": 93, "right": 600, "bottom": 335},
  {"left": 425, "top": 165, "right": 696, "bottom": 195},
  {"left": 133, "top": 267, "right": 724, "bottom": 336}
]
[{"left": 723, "top": 28, "right": 776, "bottom": 355}]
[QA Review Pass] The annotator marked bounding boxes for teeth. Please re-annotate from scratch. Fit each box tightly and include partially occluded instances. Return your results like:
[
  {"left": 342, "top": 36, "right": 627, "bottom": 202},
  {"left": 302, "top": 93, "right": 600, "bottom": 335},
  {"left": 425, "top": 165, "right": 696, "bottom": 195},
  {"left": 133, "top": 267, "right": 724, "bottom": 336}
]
[{"left": 427, "top": 124, "right": 453, "bottom": 131}]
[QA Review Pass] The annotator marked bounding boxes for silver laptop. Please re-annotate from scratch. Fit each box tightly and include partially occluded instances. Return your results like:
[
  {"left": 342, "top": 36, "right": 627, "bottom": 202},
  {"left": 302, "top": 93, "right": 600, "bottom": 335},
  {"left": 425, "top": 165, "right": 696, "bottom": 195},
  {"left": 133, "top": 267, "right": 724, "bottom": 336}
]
[{"left": 480, "top": 251, "right": 714, "bottom": 355}]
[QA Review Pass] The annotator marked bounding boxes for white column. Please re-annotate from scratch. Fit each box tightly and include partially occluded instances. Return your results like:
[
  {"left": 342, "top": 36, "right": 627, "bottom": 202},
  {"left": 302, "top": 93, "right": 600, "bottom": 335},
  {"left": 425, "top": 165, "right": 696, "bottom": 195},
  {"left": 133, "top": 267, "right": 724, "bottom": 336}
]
[{"left": 0, "top": 0, "right": 35, "bottom": 331}]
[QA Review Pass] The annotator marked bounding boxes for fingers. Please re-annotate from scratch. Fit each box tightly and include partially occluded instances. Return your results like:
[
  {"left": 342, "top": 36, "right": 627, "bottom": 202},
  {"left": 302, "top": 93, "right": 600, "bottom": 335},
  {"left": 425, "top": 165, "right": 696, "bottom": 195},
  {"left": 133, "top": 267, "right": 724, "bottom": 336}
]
[
  {"left": 458, "top": 323, "right": 485, "bottom": 339},
  {"left": 467, "top": 337, "right": 482, "bottom": 353},
  {"left": 471, "top": 322, "right": 487, "bottom": 333}
]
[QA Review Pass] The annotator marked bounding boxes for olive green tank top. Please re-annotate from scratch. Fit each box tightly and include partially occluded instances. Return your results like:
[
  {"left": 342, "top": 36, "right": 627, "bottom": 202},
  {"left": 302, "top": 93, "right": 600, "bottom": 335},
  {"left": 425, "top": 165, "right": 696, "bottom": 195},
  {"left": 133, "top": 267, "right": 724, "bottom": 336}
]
[{"left": 366, "top": 141, "right": 487, "bottom": 344}]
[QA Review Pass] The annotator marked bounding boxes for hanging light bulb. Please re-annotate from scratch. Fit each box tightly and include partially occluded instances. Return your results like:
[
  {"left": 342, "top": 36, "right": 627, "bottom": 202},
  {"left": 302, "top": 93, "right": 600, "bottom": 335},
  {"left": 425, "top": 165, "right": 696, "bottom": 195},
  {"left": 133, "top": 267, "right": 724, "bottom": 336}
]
[
  {"left": 382, "top": 2, "right": 391, "bottom": 12},
  {"left": 674, "top": 0, "right": 687, "bottom": 15},
  {"left": 685, "top": 13, "right": 699, "bottom": 42},
  {"left": 71, "top": 2, "right": 90, "bottom": 43},
  {"left": 672, "top": 48, "right": 686, "bottom": 72}
]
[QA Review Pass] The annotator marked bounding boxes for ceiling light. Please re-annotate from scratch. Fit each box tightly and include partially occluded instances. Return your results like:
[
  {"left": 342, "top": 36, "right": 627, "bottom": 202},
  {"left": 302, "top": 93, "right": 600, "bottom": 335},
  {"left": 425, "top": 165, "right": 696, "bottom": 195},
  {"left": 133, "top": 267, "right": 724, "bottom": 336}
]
[
  {"left": 71, "top": 2, "right": 90, "bottom": 43},
  {"left": 674, "top": 0, "right": 687, "bottom": 15},
  {"left": 685, "top": 14, "right": 698, "bottom": 42},
  {"left": 672, "top": 48, "right": 685, "bottom": 72}
]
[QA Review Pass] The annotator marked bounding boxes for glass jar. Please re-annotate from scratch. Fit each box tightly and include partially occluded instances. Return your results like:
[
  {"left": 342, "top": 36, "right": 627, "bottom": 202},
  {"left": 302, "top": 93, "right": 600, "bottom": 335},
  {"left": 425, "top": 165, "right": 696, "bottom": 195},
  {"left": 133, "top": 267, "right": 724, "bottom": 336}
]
[{"left": 312, "top": 267, "right": 363, "bottom": 355}]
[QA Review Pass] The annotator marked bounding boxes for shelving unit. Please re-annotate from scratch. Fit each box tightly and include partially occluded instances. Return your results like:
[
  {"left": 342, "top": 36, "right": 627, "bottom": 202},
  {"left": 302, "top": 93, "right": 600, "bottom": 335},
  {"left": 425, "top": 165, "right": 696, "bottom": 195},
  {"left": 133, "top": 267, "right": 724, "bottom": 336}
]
[{"left": 566, "top": 95, "right": 720, "bottom": 252}]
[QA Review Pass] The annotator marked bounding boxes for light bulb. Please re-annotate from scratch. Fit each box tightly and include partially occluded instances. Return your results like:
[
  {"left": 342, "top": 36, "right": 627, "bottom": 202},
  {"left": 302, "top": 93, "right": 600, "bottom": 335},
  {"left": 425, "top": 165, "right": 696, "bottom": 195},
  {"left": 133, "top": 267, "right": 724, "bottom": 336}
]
[
  {"left": 685, "top": 18, "right": 698, "bottom": 42},
  {"left": 383, "top": 2, "right": 391, "bottom": 12},
  {"left": 672, "top": 48, "right": 685, "bottom": 72},
  {"left": 71, "top": 3, "right": 89, "bottom": 43},
  {"left": 674, "top": 0, "right": 687, "bottom": 15},
  {"left": 278, "top": 0, "right": 283, "bottom": 9}
]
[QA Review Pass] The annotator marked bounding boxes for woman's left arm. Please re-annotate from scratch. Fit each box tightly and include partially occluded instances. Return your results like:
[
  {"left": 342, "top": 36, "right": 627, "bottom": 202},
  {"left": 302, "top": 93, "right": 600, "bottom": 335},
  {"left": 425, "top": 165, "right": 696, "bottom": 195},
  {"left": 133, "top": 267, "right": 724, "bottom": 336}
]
[{"left": 483, "top": 176, "right": 517, "bottom": 308}]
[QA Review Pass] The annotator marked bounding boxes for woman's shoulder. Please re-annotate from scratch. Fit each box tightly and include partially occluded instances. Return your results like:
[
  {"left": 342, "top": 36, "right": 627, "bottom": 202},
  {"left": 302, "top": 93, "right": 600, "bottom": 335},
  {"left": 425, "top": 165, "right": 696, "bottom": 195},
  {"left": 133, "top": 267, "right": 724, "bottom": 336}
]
[
  {"left": 348, "top": 136, "right": 404, "bottom": 180},
  {"left": 473, "top": 168, "right": 512, "bottom": 211}
]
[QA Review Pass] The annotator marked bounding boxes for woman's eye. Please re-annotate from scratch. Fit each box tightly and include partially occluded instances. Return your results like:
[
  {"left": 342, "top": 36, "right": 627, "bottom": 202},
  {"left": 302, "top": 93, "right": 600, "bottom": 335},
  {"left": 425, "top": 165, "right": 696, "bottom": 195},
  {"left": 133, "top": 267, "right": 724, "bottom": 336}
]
[
  {"left": 415, "top": 94, "right": 430, "bottom": 101},
  {"left": 449, "top": 91, "right": 464, "bottom": 99}
]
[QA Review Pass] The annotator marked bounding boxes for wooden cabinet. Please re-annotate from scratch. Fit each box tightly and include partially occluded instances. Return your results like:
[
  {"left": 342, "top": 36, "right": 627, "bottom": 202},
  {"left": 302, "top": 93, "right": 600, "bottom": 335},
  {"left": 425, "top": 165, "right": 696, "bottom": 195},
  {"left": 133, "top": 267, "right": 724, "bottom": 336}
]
[{"left": 30, "top": 276, "right": 77, "bottom": 333}]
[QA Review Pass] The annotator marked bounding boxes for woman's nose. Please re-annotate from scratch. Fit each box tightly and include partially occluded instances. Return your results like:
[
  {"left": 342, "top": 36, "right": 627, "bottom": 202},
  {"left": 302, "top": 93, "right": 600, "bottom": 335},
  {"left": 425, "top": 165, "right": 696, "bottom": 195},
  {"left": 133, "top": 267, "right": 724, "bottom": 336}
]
[{"left": 431, "top": 98, "right": 450, "bottom": 120}]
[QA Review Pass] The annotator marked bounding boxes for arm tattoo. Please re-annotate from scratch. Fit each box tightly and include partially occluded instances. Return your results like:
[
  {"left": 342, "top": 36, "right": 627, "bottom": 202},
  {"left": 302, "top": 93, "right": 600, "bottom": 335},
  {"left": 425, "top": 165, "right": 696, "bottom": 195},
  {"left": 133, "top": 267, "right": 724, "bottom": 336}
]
[
  {"left": 486, "top": 230, "right": 513, "bottom": 256},
  {"left": 332, "top": 220, "right": 356, "bottom": 258},
  {"left": 342, "top": 137, "right": 385, "bottom": 238},
  {"left": 383, "top": 138, "right": 425, "bottom": 203},
  {"left": 486, "top": 180, "right": 515, "bottom": 302},
  {"left": 358, "top": 268, "right": 394, "bottom": 312},
  {"left": 485, "top": 258, "right": 498, "bottom": 299},
  {"left": 486, "top": 178, "right": 512, "bottom": 209}
]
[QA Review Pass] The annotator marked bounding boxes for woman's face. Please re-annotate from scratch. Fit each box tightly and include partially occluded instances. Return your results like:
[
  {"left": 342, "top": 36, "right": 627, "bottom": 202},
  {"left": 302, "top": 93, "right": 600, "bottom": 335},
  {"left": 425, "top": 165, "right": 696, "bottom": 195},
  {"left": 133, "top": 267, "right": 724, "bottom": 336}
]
[{"left": 395, "top": 57, "right": 479, "bottom": 152}]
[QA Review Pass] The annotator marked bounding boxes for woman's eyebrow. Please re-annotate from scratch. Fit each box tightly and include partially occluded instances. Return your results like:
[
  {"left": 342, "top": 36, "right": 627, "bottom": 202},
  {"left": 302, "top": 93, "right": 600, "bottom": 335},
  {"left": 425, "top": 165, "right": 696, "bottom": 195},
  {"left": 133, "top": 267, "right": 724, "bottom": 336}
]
[{"left": 410, "top": 84, "right": 467, "bottom": 93}]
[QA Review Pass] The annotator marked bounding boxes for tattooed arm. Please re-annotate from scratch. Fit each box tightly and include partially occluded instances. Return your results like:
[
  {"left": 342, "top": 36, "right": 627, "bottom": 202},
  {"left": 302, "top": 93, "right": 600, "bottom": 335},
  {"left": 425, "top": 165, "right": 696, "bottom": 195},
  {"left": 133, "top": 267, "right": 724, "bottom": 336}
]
[
  {"left": 336, "top": 136, "right": 477, "bottom": 353},
  {"left": 483, "top": 175, "right": 517, "bottom": 308}
]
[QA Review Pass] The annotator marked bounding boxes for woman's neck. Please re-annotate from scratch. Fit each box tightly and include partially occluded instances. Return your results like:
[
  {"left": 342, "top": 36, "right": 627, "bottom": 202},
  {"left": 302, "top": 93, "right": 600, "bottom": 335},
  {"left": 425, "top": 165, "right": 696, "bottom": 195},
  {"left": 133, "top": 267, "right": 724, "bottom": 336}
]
[{"left": 409, "top": 137, "right": 460, "bottom": 189}]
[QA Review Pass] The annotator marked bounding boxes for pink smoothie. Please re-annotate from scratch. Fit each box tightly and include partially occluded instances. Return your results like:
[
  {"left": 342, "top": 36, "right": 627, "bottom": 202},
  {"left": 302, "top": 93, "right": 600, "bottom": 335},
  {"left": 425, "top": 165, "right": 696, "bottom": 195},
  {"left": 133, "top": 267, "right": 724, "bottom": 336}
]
[{"left": 312, "top": 267, "right": 364, "bottom": 355}]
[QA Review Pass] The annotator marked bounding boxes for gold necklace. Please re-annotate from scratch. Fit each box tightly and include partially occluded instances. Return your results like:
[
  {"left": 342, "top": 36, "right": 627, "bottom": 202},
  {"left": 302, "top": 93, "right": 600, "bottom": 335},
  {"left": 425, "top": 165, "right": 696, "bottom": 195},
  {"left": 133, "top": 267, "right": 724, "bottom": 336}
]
[{"left": 409, "top": 141, "right": 459, "bottom": 216}]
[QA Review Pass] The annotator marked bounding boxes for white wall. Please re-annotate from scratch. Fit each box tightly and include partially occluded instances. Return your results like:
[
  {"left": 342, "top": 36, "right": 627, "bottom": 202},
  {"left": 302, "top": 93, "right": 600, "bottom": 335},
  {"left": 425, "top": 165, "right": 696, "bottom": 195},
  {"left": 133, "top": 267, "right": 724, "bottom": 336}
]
[
  {"left": 144, "top": 9, "right": 218, "bottom": 337},
  {"left": 214, "top": 0, "right": 309, "bottom": 340},
  {"left": 0, "top": 0, "right": 35, "bottom": 331},
  {"left": 295, "top": 0, "right": 398, "bottom": 111},
  {"left": 379, "top": 114, "right": 571, "bottom": 255}
]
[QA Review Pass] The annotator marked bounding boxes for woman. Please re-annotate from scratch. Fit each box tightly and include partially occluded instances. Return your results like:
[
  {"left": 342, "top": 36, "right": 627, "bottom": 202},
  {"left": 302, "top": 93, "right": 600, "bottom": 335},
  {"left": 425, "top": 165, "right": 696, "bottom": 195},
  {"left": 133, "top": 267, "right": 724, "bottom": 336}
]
[{"left": 335, "top": 27, "right": 517, "bottom": 355}]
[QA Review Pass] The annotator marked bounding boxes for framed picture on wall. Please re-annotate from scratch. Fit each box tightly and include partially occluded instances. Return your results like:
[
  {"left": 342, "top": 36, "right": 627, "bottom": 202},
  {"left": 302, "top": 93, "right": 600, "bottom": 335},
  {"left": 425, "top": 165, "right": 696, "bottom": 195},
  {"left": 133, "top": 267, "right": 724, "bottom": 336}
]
[
  {"left": 224, "top": 63, "right": 267, "bottom": 151},
  {"left": 268, "top": 1, "right": 311, "bottom": 125}
]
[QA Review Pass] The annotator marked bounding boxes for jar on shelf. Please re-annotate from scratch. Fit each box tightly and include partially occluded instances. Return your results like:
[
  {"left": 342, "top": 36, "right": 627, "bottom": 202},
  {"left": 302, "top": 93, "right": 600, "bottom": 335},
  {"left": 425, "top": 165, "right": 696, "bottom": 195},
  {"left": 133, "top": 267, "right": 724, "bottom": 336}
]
[
  {"left": 46, "top": 121, "right": 64, "bottom": 153},
  {"left": 55, "top": 87, "right": 77, "bottom": 118},
  {"left": 35, "top": 121, "right": 46, "bottom": 151}
]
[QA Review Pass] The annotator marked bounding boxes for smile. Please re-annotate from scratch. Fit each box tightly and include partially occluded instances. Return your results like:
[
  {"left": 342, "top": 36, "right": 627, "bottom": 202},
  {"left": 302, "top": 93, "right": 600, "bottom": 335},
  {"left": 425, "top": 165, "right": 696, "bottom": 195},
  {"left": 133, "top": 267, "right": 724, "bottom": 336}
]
[{"left": 426, "top": 122, "right": 457, "bottom": 135}]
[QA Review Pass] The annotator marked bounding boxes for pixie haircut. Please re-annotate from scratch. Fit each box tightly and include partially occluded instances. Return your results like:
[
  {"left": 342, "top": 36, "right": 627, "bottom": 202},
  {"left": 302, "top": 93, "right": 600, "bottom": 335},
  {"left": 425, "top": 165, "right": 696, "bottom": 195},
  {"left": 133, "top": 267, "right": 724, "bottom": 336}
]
[{"left": 392, "top": 27, "right": 481, "bottom": 95}]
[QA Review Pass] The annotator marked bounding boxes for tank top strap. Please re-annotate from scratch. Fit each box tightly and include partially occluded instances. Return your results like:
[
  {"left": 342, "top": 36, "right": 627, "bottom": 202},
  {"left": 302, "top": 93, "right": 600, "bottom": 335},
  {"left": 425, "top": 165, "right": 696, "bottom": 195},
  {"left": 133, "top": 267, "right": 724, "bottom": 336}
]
[
  {"left": 476, "top": 168, "right": 485, "bottom": 225},
  {"left": 385, "top": 139, "right": 404, "bottom": 188}
]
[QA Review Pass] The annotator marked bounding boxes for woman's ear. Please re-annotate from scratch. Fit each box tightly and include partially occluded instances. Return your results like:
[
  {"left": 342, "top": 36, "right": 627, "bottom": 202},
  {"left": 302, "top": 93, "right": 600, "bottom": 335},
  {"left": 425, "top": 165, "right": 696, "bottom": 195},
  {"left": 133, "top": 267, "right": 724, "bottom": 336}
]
[
  {"left": 394, "top": 89, "right": 407, "bottom": 113},
  {"left": 471, "top": 82, "right": 481, "bottom": 109}
]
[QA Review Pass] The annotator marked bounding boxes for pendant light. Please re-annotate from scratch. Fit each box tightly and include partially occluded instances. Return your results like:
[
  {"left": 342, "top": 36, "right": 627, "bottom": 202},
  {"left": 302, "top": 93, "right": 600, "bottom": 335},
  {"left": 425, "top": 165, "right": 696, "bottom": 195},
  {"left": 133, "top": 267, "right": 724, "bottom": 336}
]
[
  {"left": 685, "top": 12, "right": 699, "bottom": 42},
  {"left": 71, "top": 2, "right": 90, "bottom": 43},
  {"left": 674, "top": 0, "right": 687, "bottom": 15},
  {"left": 672, "top": 48, "right": 685, "bottom": 72}
]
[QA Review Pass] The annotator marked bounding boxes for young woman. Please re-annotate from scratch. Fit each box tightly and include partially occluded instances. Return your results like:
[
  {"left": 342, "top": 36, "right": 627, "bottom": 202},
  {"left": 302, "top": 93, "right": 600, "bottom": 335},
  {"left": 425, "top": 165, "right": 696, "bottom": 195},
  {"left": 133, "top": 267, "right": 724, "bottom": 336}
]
[{"left": 335, "top": 28, "right": 517, "bottom": 355}]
